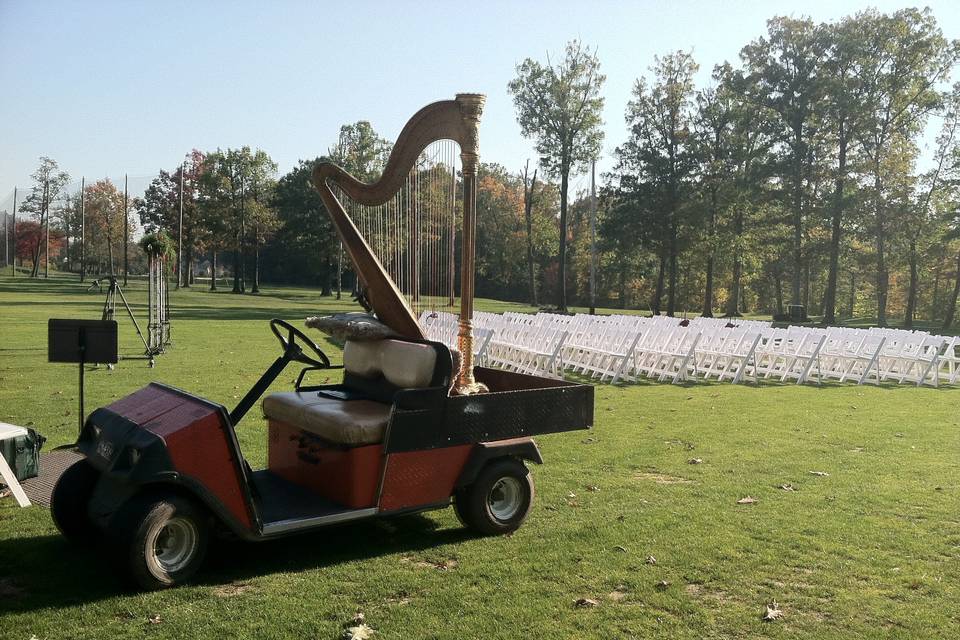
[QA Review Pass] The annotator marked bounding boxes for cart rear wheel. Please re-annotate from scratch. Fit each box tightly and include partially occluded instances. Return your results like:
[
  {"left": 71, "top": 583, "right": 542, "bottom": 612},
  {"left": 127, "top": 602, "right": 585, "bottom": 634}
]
[
  {"left": 110, "top": 493, "right": 209, "bottom": 590},
  {"left": 455, "top": 458, "right": 534, "bottom": 535},
  {"left": 51, "top": 459, "right": 100, "bottom": 545}
]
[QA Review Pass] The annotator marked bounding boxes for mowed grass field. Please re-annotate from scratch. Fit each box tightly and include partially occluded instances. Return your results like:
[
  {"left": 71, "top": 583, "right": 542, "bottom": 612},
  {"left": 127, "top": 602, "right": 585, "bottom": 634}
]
[{"left": 1, "top": 274, "right": 959, "bottom": 639}]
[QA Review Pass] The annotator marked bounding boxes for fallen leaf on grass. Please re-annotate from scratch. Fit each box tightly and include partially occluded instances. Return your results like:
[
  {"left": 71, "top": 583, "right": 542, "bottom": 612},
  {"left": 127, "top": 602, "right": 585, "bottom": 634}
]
[
  {"left": 585, "top": 485, "right": 599, "bottom": 492},
  {"left": 779, "top": 484, "right": 796, "bottom": 491},
  {"left": 763, "top": 601, "right": 784, "bottom": 621},
  {"left": 566, "top": 492, "right": 577, "bottom": 499},
  {"left": 645, "top": 555, "right": 657, "bottom": 565},
  {"left": 736, "top": 496, "right": 757, "bottom": 505},
  {"left": 616, "top": 515, "right": 626, "bottom": 522},
  {"left": 613, "top": 545, "right": 627, "bottom": 553},
  {"left": 0, "top": 488, "right": 12, "bottom": 500},
  {"left": 808, "top": 471, "right": 830, "bottom": 477},
  {"left": 148, "top": 614, "right": 162, "bottom": 625},
  {"left": 343, "top": 623, "right": 375, "bottom": 639},
  {"left": 655, "top": 580, "right": 671, "bottom": 591},
  {"left": 574, "top": 597, "right": 599, "bottom": 608},
  {"left": 687, "top": 458, "right": 703, "bottom": 465}
]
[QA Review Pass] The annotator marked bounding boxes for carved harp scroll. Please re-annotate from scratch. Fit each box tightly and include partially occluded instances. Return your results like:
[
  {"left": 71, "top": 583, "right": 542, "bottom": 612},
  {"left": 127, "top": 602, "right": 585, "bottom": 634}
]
[{"left": 311, "top": 93, "right": 486, "bottom": 394}]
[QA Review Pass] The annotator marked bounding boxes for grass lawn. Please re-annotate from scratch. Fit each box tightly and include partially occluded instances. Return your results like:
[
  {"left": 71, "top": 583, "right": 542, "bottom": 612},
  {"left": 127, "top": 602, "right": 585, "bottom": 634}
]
[{"left": 1, "top": 273, "right": 958, "bottom": 639}]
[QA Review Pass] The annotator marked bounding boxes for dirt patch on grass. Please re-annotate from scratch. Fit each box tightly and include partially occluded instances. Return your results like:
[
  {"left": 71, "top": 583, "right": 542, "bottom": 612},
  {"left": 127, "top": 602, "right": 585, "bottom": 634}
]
[
  {"left": 635, "top": 471, "right": 694, "bottom": 485},
  {"left": 212, "top": 582, "right": 254, "bottom": 598},
  {"left": 684, "top": 583, "right": 735, "bottom": 605},
  {"left": 608, "top": 585, "right": 629, "bottom": 602}
]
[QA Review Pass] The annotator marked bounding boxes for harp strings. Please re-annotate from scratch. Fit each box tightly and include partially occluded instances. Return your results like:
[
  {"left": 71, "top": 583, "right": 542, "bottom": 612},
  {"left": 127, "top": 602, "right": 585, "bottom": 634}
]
[{"left": 331, "top": 140, "right": 461, "bottom": 318}]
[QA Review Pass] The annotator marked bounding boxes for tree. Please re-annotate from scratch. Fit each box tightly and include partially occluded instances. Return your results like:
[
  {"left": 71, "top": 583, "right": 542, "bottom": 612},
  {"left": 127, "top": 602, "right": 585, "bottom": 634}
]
[
  {"left": 522, "top": 160, "right": 539, "bottom": 306},
  {"left": 693, "top": 74, "right": 737, "bottom": 316},
  {"left": 509, "top": 39, "right": 605, "bottom": 311},
  {"left": 740, "top": 17, "right": 826, "bottom": 310},
  {"left": 818, "top": 16, "right": 871, "bottom": 324},
  {"left": 83, "top": 179, "right": 127, "bottom": 276},
  {"left": 617, "top": 50, "right": 699, "bottom": 315},
  {"left": 14, "top": 219, "right": 65, "bottom": 267},
  {"left": 902, "top": 86, "right": 960, "bottom": 327},
  {"left": 854, "top": 8, "right": 959, "bottom": 325},
  {"left": 136, "top": 152, "right": 206, "bottom": 287},
  {"left": 19, "top": 157, "right": 69, "bottom": 277},
  {"left": 199, "top": 147, "right": 277, "bottom": 293}
]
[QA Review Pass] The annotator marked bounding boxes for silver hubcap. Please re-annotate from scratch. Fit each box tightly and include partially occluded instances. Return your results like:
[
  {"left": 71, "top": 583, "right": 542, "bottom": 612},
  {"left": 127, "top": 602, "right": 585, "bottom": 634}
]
[
  {"left": 151, "top": 517, "right": 198, "bottom": 573},
  {"left": 488, "top": 477, "right": 523, "bottom": 522}
]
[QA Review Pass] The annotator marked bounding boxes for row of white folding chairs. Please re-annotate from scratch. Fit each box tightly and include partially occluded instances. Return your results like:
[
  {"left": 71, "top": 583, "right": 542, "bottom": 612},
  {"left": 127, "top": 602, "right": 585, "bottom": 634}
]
[{"left": 425, "top": 310, "right": 958, "bottom": 387}]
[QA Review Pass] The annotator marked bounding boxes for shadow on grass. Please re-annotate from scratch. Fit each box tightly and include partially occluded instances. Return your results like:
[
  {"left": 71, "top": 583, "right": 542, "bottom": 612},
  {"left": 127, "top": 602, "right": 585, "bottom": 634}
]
[{"left": 0, "top": 513, "right": 475, "bottom": 613}]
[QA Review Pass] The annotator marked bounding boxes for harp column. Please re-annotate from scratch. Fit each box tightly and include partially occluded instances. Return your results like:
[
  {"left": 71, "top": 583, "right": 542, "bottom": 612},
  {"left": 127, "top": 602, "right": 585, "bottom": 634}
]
[{"left": 455, "top": 93, "right": 487, "bottom": 394}]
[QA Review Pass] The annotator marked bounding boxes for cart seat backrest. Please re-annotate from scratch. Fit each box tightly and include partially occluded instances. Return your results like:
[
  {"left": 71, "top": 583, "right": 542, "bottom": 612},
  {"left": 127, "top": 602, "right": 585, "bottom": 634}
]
[{"left": 344, "top": 339, "right": 438, "bottom": 389}]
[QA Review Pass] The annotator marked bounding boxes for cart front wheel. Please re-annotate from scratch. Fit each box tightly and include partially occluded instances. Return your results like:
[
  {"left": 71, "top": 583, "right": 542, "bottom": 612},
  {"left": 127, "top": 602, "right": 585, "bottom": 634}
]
[
  {"left": 51, "top": 459, "right": 100, "bottom": 545},
  {"left": 110, "top": 493, "right": 209, "bottom": 590},
  {"left": 455, "top": 458, "right": 534, "bottom": 535}
]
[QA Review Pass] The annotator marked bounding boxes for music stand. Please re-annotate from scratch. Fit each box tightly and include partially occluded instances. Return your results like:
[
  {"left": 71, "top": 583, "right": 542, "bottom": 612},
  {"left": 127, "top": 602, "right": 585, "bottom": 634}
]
[{"left": 48, "top": 319, "right": 118, "bottom": 434}]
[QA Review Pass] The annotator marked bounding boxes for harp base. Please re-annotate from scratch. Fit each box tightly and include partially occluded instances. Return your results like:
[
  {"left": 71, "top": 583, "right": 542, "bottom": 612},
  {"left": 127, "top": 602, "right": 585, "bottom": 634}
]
[{"left": 454, "top": 380, "right": 489, "bottom": 396}]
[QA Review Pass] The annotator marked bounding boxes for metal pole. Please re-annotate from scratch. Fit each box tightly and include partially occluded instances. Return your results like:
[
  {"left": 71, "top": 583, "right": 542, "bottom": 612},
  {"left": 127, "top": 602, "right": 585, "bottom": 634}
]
[
  {"left": 590, "top": 160, "right": 597, "bottom": 315},
  {"left": 10, "top": 187, "right": 16, "bottom": 276},
  {"left": 178, "top": 162, "right": 184, "bottom": 289},
  {"left": 80, "top": 177, "right": 85, "bottom": 281},
  {"left": 43, "top": 180, "right": 49, "bottom": 278},
  {"left": 123, "top": 174, "right": 128, "bottom": 286}
]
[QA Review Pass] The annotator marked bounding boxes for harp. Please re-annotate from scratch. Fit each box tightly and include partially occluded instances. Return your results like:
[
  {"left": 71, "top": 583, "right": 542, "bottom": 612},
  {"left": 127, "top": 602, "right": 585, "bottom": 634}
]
[{"left": 311, "top": 94, "right": 487, "bottom": 394}]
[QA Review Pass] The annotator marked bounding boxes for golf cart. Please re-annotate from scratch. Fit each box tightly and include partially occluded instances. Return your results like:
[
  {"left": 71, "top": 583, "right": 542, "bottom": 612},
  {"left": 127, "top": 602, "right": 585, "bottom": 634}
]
[{"left": 51, "top": 319, "right": 593, "bottom": 589}]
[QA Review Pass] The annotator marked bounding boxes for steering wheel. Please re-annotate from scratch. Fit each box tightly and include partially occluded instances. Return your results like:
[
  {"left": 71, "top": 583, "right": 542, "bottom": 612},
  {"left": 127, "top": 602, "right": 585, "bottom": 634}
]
[{"left": 269, "top": 319, "right": 330, "bottom": 368}]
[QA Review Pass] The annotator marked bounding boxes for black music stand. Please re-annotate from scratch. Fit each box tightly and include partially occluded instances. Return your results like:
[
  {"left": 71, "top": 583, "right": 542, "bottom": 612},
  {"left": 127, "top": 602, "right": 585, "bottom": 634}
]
[{"left": 48, "top": 319, "right": 118, "bottom": 434}]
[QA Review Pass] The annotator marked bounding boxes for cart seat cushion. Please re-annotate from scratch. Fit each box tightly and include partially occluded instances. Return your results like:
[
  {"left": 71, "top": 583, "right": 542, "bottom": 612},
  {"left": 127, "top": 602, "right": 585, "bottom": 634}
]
[
  {"left": 262, "top": 392, "right": 390, "bottom": 446},
  {"left": 343, "top": 339, "right": 437, "bottom": 389}
]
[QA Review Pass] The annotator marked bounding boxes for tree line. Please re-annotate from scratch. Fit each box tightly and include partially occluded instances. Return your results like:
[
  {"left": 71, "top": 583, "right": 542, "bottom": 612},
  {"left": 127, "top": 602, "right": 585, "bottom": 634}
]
[
  {"left": 6, "top": 7, "right": 960, "bottom": 329},
  {"left": 510, "top": 8, "right": 960, "bottom": 328}
]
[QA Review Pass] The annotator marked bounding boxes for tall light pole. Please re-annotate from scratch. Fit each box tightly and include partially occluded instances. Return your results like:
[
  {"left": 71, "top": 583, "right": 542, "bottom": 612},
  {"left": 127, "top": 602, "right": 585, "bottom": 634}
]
[
  {"left": 178, "top": 162, "right": 184, "bottom": 289},
  {"left": 80, "top": 177, "right": 85, "bottom": 281},
  {"left": 589, "top": 159, "right": 597, "bottom": 315},
  {"left": 123, "top": 174, "right": 129, "bottom": 286}
]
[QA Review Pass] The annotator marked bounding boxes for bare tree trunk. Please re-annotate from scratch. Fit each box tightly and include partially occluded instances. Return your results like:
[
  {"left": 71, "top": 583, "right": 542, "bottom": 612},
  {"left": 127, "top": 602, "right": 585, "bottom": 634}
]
[
  {"left": 702, "top": 187, "right": 717, "bottom": 317},
  {"left": 847, "top": 270, "right": 856, "bottom": 319},
  {"left": 874, "top": 169, "right": 888, "bottom": 326},
  {"left": 791, "top": 134, "right": 803, "bottom": 306},
  {"left": 252, "top": 230, "right": 261, "bottom": 294},
  {"left": 667, "top": 228, "right": 678, "bottom": 317},
  {"left": 822, "top": 133, "right": 847, "bottom": 324},
  {"left": 942, "top": 248, "right": 960, "bottom": 329},
  {"left": 652, "top": 253, "right": 665, "bottom": 315},
  {"left": 557, "top": 159, "right": 569, "bottom": 311},
  {"left": 523, "top": 162, "right": 539, "bottom": 307},
  {"left": 210, "top": 251, "right": 218, "bottom": 291},
  {"left": 321, "top": 255, "right": 332, "bottom": 296}
]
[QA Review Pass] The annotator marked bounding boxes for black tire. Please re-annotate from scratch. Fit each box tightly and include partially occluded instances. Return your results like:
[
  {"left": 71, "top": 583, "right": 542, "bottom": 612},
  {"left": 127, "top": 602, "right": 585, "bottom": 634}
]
[
  {"left": 109, "top": 492, "right": 210, "bottom": 590},
  {"left": 50, "top": 459, "right": 100, "bottom": 545},
  {"left": 455, "top": 458, "right": 534, "bottom": 535}
]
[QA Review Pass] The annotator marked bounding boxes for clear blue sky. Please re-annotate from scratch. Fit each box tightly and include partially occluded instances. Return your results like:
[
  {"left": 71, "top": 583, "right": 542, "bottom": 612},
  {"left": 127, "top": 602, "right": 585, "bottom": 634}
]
[{"left": 2, "top": 0, "right": 959, "bottom": 206}]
